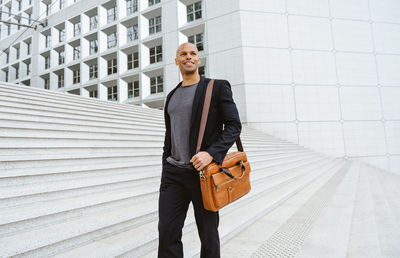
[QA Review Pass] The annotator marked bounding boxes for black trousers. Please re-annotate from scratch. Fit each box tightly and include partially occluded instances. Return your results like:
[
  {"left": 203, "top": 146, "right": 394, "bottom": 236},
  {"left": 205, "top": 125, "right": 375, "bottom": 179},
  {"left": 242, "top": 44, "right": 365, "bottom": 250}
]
[{"left": 158, "top": 162, "right": 220, "bottom": 258}]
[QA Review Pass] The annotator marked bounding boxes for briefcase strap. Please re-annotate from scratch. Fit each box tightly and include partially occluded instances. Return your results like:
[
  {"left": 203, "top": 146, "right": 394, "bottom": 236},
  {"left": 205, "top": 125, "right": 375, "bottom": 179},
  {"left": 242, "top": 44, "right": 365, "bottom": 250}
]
[{"left": 196, "top": 79, "right": 243, "bottom": 154}]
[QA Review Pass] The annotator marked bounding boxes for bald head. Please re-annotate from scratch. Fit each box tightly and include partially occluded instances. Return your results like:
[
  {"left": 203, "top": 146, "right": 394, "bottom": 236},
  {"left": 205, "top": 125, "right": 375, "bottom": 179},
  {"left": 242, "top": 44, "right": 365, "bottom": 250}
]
[{"left": 176, "top": 42, "right": 198, "bottom": 57}]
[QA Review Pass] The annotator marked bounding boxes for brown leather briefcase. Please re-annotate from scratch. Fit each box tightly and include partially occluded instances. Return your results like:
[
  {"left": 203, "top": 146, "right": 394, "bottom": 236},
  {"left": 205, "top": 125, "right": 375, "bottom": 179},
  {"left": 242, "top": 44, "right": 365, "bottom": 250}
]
[{"left": 196, "top": 79, "right": 251, "bottom": 212}]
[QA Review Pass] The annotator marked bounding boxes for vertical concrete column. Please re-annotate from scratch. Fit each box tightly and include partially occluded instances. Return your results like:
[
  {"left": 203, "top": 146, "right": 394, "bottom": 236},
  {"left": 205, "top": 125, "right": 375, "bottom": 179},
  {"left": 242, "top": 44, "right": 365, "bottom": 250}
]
[
  {"left": 119, "top": 23, "right": 127, "bottom": 47},
  {"left": 119, "top": 80, "right": 128, "bottom": 102},
  {"left": 65, "top": 68, "right": 73, "bottom": 88},
  {"left": 98, "top": 56, "right": 108, "bottom": 79},
  {"left": 118, "top": 50, "right": 127, "bottom": 74},
  {"left": 98, "top": 6, "right": 107, "bottom": 28},
  {"left": 98, "top": 83, "right": 108, "bottom": 101},
  {"left": 81, "top": 13, "right": 90, "bottom": 35},
  {"left": 118, "top": 0, "right": 127, "bottom": 20},
  {"left": 65, "top": 44, "right": 73, "bottom": 64},
  {"left": 139, "top": 14, "right": 149, "bottom": 39},
  {"left": 98, "top": 31, "right": 107, "bottom": 53},
  {"left": 81, "top": 87, "right": 89, "bottom": 98},
  {"left": 81, "top": 62, "right": 89, "bottom": 84},
  {"left": 50, "top": 72, "right": 58, "bottom": 90},
  {"left": 65, "top": 21, "right": 74, "bottom": 41},
  {"left": 141, "top": 72, "right": 150, "bottom": 99},
  {"left": 141, "top": 44, "right": 150, "bottom": 68},
  {"left": 81, "top": 37, "right": 89, "bottom": 59}
]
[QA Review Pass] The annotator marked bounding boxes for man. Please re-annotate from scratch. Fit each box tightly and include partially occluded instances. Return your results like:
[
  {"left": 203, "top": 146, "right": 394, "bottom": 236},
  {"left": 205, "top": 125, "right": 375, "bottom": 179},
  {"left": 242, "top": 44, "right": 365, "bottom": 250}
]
[{"left": 158, "top": 42, "right": 241, "bottom": 258}]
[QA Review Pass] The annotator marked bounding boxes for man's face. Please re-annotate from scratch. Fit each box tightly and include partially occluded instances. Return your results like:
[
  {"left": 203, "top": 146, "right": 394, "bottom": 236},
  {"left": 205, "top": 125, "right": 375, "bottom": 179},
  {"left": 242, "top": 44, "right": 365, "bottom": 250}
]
[{"left": 175, "top": 43, "right": 201, "bottom": 75}]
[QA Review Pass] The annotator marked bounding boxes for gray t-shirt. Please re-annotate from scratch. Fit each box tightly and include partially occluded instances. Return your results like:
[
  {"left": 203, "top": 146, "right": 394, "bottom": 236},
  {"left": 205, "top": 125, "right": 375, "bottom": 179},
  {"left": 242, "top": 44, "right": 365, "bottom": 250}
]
[{"left": 166, "top": 83, "right": 198, "bottom": 169}]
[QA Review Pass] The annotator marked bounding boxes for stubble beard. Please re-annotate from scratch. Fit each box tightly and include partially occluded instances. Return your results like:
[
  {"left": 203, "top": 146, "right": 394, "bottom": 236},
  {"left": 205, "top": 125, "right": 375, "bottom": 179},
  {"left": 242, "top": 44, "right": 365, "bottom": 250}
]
[{"left": 181, "top": 66, "right": 198, "bottom": 76}]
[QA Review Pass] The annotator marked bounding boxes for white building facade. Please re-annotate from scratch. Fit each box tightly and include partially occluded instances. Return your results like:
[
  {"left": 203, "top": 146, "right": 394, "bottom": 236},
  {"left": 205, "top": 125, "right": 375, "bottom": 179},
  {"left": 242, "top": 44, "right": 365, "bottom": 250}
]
[{"left": 1, "top": 0, "right": 400, "bottom": 174}]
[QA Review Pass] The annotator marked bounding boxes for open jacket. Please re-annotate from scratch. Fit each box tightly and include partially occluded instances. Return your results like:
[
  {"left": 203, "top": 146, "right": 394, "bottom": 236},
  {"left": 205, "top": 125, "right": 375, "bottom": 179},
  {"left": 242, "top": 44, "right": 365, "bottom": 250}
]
[{"left": 162, "top": 76, "right": 242, "bottom": 167}]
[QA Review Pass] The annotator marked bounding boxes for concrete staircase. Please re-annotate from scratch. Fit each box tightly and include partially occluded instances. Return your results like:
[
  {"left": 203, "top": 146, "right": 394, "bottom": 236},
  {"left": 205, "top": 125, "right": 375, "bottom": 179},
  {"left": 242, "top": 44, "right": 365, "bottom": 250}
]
[{"left": 0, "top": 83, "right": 399, "bottom": 258}]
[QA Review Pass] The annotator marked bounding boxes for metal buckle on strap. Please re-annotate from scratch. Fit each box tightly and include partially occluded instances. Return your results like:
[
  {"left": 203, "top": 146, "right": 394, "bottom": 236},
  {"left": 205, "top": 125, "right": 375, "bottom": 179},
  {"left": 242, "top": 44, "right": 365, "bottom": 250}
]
[{"left": 199, "top": 169, "right": 206, "bottom": 180}]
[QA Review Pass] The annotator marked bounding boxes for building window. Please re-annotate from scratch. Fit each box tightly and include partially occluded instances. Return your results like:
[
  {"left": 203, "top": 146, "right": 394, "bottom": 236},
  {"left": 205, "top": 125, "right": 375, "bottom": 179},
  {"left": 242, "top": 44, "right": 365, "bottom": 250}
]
[
  {"left": 27, "top": 63, "right": 31, "bottom": 75},
  {"left": 46, "top": 4, "right": 51, "bottom": 16},
  {"left": 59, "top": 51, "right": 65, "bottom": 65},
  {"left": 90, "top": 15, "right": 98, "bottom": 30},
  {"left": 7, "top": 25, "right": 10, "bottom": 35},
  {"left": 28, "top": 13, "right": 32, "bottom": 23},
  {"left": 127, "top": 52, "right": 139, "bottom": 69},
  {"left": 107, "top": 58, "right": 117, "bottom": 75},
  {"left": 58, "top": 74, "right": 64, "bottom": 88},
  {"left": 18, "top": 1, "right": 22, "bottom": 11},
  {"left": 148, "top": 0, "right": 160, "bottom": 6},
  {"left": 188, "top": 33, "right": 203, "bottom": 51},
  {"left": 198, "top": 65, "right": 205, "bottom": 76},
  {"left": 73, "top": 69, "right": 80, "bottom": 84},
  {"left": 187, "top": 1, "right": 202, "bottom": 22},
  {"left": 107, "top": 7, "right": 116, "bottom": 23},
  {"left": 150, "top": 75, "right": 163, "bottom": 94},
  {"left": 127, "top": 24, "right": 138, "bottom": 42},
  {"left": 16, "top": 48, "right": 20, "bottom": 59},
  {"left": 128, "top": 81, "right": 139, "bottom": 98},
  {"left": 15, "top": 67, "right": 19, "bottom": 79},
  {"left": 27, "top": 43, "right": 31, "bottom": 55},
  {"left": 89, "top": 64, "right": 98, "bottom": 79},
  {"left": 149, "top": 16, "right": 161, "bottom": 35},
  {"left": 44, "top": 78, "right": 50, "bottom": 89},
  {"left": 59, "top": 29, "right": 65, "bottom": 42},
  {"left": 6, "top": 53, "right": 9, "bottom": 63},
  {"left": 126, "top": 0, "right": 138, "bottom": 14},
  {"left": 5, "top": 71, "right": 8, "bottom": 82},
  {"left": 150, "top": 45, "right": 162, "bottom": 64},
  {"left": 107, "top": 86, "right": 118, "bottom": 101},
  {"left": 107, "top": 33, "right": 117, "bottom": 48},
  {"left": 60, "top": 0, "right": 66, "bottom": 9},
  {"left": 45, "top": 34, "right": 51, "bottom": 48},
  {"left": 89, "top": 39, "right": 98, "bottom": 55},
  {"left": 73, "top": 45, "right": 81, "bottom": 60},
  {"left": 89, "top": 89, "right": 97, "bottom": 98},
  {"left": 45, "top": 56, "right": 50, "bottom": 69},
  {"left": 74, "top": 22, "right": 81, "bottom": 37}
]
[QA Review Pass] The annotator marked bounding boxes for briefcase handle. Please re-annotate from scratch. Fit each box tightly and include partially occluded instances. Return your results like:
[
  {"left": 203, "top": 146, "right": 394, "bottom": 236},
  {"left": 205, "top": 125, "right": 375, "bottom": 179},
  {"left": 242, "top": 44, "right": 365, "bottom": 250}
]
[{"left": 196, "top": 79, "right": 243, "bottom": 154}]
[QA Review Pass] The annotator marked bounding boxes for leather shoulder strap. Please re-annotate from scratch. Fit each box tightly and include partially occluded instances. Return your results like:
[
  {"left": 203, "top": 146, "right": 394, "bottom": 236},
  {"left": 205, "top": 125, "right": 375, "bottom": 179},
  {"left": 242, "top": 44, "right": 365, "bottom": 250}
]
[
  {"left": 196, "top": 79, "right": 214, "bottom": 153},
  {"left": 196, "top": 79, "right": 244, "bottom": 153}
]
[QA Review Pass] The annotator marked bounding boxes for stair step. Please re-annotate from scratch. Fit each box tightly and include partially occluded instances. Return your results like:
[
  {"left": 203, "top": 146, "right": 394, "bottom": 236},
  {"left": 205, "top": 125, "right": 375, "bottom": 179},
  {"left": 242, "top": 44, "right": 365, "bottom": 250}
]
[
  {"left": 0, "top": 150, "right": 316, "bottom": 178},
  {"left": 0, "top": 95, "right": 164, "bottom": 124},
  {"left": 49, "top": 158, "right": 340, "bottom": 257},
  {"left": 0, "top": 112, "right": 164, "bottom": 132},
  {"left": 0, "top": 85, "right": 163, "bottom": 117},
  {"left": 1, "top": 153, "right": 323, "bottom": 208},
  {"left": 0, "top": 105, "right": 163, "bottom": 129}
]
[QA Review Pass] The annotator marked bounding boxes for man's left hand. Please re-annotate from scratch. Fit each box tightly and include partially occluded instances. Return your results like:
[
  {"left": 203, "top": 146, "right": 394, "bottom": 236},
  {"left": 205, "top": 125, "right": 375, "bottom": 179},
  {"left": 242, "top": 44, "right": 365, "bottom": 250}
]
[{"left": 190, "top": 152, "right": 214, "bottom": 171}]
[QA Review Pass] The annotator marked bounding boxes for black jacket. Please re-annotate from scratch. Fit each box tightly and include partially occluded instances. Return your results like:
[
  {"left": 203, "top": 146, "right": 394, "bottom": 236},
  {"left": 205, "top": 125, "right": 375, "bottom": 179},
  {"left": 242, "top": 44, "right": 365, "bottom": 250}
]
[{"left": 162, "top": 76, "right": 242, "bottom": 166}]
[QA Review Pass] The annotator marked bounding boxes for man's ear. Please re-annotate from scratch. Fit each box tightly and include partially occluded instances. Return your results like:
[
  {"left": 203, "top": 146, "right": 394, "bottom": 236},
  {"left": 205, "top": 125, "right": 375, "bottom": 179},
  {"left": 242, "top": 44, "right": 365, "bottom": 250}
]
[{"left": 175, "top": 58, "right": 178, "bottom": 66}]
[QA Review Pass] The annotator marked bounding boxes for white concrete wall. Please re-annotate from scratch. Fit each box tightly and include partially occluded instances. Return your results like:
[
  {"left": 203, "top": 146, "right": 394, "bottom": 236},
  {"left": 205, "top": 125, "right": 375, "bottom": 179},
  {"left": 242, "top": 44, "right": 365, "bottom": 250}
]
[{"left": 234, "top": 0, "right": 400, "bottom": 174}]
